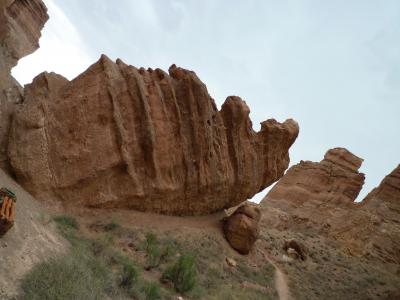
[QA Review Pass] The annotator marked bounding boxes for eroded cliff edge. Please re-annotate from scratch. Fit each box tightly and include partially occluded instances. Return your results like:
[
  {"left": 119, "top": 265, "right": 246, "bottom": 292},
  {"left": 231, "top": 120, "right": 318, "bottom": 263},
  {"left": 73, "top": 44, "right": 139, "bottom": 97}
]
[
  {"left": 8, "top": 55, "right": 299, "bottom": 215},
  {"left": 0, "top": 0, "right": 48, "bottom": 171}
]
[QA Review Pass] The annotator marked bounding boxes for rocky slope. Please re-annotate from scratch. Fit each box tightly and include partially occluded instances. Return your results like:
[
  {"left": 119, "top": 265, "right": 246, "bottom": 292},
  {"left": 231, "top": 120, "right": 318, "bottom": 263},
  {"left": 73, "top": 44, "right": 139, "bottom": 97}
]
[
  {"left": 0, "top": 0, "right": 48, "bottom": 171},
  {"left": 0, "top": 168, "right": 65, "bottom": 298},
  {"left": 8, "top": 55, "right": 298, "bottom": 215},
  {"left": 261, "top": 148, "right": 400, "bottom": 263},
  {"left": 260, "top": 148, "right": 400, "bottom": 299}
]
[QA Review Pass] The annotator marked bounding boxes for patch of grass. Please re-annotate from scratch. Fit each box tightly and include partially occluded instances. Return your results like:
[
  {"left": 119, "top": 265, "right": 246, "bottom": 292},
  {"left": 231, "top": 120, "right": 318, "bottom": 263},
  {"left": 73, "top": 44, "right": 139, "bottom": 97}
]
[
  {"left": 162, "top": 254, "right": 197, "bottom": 294},
  {"left": 145, "top": 232, "right": 161, "bottom": 269},
  {"left": 141, "top": 282, "right": 161, "bottom": 300},
  {"left": 53, "top": 215, "right": 79, "bottom": 230},
  {"left": 20, "top": 247, "right": 112, "bottom": 300},
  {"left": 119, "top": 260, "right": 139, "bottom": 290}
]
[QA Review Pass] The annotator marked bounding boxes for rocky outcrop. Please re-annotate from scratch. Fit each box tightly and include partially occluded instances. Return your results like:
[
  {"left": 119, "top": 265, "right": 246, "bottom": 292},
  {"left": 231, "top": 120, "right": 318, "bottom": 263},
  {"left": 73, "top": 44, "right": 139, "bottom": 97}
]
[
  {"left": 261, "top": 149, "right": 400, "bottom": 264},
  {"left": 266, "top": 147, "right": 365, "bottom": 208},
  {"left": 362, "top": 165, "right": 400, "bottom": 222},
  {"left": 223, "top": 203, "right": 261, "bottom": 254},
  {"left": 8, "top": 55, "right": 299, "bottom": 215},
  {"left": 0, "top": 0, "right": 48, "bottom": 170}
]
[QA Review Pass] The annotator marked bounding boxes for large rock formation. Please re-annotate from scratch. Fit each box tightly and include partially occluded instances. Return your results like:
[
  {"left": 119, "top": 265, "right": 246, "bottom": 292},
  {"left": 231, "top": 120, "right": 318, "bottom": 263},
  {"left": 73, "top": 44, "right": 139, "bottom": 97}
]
[
  {"left": 0, "top": 0, "right": 48, "bottom": 171},
  {"left": 8, "top": 55, "right": 299, "bottom": 215},
  {"left": 266, "top": 147, "right": 365, "bottom": 208},
  {"left": 261, "top": 148, "right": 400, "bottom": 264}
]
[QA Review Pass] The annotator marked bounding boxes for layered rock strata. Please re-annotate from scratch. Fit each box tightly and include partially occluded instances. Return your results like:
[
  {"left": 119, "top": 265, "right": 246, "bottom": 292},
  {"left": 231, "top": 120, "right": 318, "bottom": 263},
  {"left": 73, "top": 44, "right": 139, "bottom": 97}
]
[
  {"left": 0, "top": 0, "right": 48, "bottom": 170},
  {"left": 9, "top": 55, "right": 299, "bottom": 215}
]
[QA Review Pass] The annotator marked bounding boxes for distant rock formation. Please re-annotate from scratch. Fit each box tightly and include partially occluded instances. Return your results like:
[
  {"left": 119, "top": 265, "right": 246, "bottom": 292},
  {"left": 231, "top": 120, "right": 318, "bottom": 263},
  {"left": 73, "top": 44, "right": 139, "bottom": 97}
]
[
  {"left": 266, "top": 148, "right": 365, "bottom": 207},
  {"left": 8, "top": 55, "right": 299, "bottom": 215},
  {"left": 362, "top": 165, "right": 400, "bottom": 222},
  {"left": 261, "top": 148, "right": 400, "bottom": 264},
  {"left": 0, "top": 0, "right": 48, "bottom": 171}
]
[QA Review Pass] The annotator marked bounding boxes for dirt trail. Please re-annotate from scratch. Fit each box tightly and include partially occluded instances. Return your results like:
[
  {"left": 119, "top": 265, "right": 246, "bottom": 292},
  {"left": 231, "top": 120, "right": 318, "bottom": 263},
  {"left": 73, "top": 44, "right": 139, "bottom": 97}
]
[
  {"left": 275, "top": 267, "right": 291, "bottom": 300},
  {"left": 259, "top": 248, "right": 291, "bottom": 300}
]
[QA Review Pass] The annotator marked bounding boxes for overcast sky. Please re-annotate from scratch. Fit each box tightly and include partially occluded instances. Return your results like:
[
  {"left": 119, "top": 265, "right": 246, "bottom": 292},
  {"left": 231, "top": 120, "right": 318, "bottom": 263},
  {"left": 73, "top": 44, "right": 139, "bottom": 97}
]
[{"left": 12, "top": 0, "right": 400, "bottom": 203}]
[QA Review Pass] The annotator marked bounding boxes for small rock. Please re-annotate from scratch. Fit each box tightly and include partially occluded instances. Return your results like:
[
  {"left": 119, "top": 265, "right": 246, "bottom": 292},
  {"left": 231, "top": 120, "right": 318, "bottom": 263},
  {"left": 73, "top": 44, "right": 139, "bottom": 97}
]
[
  {"left": 287, "top": 247, "right": 299, "bottom": 259},
  {"left": 283, "top": 239, "right": 307, "bottom": 260},
  {"left": 225, "top": 257, "right": 237, "bottom": 267},
  {"left": 281, "top": 254, "right": 294, "bottom": 263}
]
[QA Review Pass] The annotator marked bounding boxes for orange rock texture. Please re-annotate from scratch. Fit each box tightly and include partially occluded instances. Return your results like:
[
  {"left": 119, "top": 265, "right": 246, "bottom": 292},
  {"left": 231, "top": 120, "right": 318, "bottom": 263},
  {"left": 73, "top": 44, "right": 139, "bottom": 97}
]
[
  {"left": 0, "top": 0, "right": 48, "bottom": 170},
  {"left": 9, "top": 55, "right": 299, "bottom": 215},
  {"left": 223, "top": 203, "right": 261, "bottom": 254}
]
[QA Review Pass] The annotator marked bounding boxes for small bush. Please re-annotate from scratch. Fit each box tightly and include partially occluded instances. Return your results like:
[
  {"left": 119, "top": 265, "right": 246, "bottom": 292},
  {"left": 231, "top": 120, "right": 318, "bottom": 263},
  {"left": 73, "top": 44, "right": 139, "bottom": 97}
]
[
  {"left": 53, "top": 215, "right": 79, "bottom": 230},
  {"left": 160, "top": 241, "right": 176, "bottom": 263},
  {"left": 119, "top": 261, "right": 139, "bottom": 290},
  {"left": 145, "top": 233, "right": 161, "bottom": 269},
  {"left": 141, "top": 282, "right": 161, "bottom": 300},
  {"left": 162, "top": 254, "right": 197, "bottom": 293}
]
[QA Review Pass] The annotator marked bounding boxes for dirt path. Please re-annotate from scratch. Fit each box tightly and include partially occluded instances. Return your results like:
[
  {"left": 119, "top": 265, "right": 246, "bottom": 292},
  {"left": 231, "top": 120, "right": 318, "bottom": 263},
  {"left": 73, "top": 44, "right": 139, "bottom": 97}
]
[
  {"left": 259, "top": 248, "right": 291, "bottom": 300},
  {"left": 275, "top": 267, "right": 291, "bottom": 300}
]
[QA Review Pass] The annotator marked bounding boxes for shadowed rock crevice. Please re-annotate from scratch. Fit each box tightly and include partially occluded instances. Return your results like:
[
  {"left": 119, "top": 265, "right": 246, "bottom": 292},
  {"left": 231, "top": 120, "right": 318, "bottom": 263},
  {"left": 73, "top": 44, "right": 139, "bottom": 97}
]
[{"left": 8, "top": 55, "right": 299, "bottom": 215}]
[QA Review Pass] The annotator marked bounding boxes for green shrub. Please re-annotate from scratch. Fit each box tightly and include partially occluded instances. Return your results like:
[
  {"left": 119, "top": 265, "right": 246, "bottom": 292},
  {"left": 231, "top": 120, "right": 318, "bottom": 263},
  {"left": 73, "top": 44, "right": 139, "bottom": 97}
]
[
  {"left": 119, "top": 261, "right": 139, "bottom": 290},
  {"left": 145, "top": 233, "right": 161, "bottom": 269},
  {"left": 141, "top": 282, "right": 161, "bottom": 300},
  {"left": 162, "top": 254, "right": 197, "bottom": 293},
  {"left": 20, "top": 248, "right": 112, "bottom": 300},
  {"left": 160, "top": 241, "right": 176, "bottom": 263},
  {"left": 53, "top": 215, "right": 79, "bottom": 230}
]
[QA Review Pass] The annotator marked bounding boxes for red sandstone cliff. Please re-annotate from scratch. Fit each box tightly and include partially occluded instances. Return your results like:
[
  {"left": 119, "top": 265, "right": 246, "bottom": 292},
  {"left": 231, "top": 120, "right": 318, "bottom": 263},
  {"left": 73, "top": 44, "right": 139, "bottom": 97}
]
[{"left": 8, "top": 55, "right": 299, "bottom": 215}]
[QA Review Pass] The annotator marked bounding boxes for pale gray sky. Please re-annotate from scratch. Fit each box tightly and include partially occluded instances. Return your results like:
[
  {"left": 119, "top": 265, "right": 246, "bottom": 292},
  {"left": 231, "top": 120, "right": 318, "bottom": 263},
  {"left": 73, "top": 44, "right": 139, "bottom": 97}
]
[{"left": 13, "top": 0, "right": 400, "bottom": 203}]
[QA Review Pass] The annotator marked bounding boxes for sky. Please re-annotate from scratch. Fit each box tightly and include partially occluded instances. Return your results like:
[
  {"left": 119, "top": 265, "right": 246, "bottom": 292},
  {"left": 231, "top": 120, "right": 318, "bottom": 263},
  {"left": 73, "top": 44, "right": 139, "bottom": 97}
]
[{"left": 12, "top": 0, "right": 400, "bottom": 203}]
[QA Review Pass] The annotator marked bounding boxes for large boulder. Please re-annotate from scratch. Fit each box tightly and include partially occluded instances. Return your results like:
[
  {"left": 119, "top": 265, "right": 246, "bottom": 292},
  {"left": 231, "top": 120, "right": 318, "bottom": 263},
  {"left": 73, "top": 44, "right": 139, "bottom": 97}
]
[
  {"left": 8, "top": 55, "right": 299, "bottom": 215},
  {"left": 0, "top": 0, "right": 48, "bottom": 171},
  {"left": 223, "top": 203, "right": 261, "bottom": 254}
]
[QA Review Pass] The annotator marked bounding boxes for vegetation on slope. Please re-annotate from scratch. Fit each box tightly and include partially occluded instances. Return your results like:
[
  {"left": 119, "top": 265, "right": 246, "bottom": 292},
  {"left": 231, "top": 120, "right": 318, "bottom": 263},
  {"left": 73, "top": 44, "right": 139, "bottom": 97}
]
[{"left": 19, "top": 214, "right": 277, "bottom": 300}]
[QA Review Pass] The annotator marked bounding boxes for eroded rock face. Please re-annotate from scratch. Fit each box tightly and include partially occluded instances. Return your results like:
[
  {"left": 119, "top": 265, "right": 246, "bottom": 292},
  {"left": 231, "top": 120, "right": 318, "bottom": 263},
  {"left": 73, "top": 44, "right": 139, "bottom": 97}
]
[
  {"left": 261, "top": 149, "right": 400, "bottom": 264},
  {"left": 9, "top": 55, "right": 299, "bottom": 215},
  {"left": 266, "top": 147, "right": 365, "bottom": 207},
  {"left": 0, "top": 0, "right": 48, "bottom": 170},
  {"left": 223, "top": 203, "right": 261, "bottom": 254}
]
